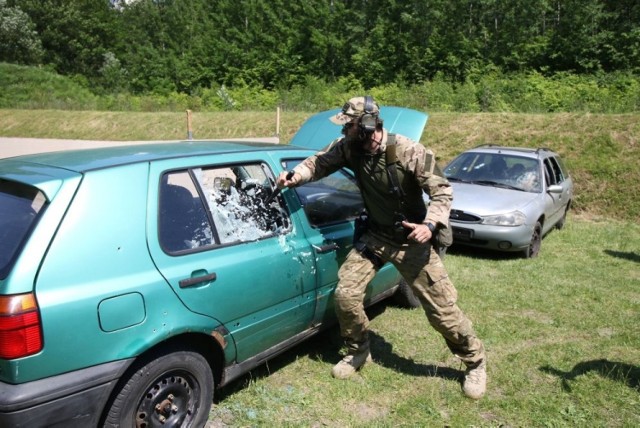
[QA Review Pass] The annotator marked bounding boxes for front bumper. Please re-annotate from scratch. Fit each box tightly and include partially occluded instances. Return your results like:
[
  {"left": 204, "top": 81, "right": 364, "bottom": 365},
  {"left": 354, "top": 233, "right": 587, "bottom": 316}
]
[
  {"left": 0, "top": 358, "right": 132, "bottom": 428},
  {"left": 451, "top": 222, "right": 534, "bottom": 252}
]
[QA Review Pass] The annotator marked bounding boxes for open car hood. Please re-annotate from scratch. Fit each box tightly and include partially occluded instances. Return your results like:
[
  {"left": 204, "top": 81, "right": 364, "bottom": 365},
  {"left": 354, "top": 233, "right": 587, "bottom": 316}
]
[{"left": 289, "top": 106, "right": 428, "bottom": 151}]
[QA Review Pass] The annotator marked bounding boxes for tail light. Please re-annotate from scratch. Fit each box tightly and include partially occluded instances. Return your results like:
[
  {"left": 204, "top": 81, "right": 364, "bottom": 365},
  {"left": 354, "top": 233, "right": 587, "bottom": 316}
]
[{"left": 0, "top": 293, "right": 43, "bottom": 359}]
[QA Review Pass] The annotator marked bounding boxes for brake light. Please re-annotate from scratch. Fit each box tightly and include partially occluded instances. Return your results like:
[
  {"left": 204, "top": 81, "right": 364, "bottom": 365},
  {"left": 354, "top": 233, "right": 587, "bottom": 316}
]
[{"left": 0, "top": 293, "right": 43, "bottom": 359}]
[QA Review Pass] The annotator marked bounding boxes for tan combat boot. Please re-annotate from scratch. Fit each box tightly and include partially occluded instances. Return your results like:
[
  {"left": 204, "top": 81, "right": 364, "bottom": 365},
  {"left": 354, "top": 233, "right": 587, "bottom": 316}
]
[
  {"left": 331, "top": 349, "right": 372, "bottom": 379},
  {"left": 462, "top": 359, "right": 487, "bottom": 399}
]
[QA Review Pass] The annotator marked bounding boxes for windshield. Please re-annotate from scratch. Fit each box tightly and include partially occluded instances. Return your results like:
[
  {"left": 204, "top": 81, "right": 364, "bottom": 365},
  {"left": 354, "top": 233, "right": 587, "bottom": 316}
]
[
  {"left": 444, "top": 152, "right": 542, "bottom": 193},
  {"left": 0, "top": 179, "right": 48, "bottom": 279}
]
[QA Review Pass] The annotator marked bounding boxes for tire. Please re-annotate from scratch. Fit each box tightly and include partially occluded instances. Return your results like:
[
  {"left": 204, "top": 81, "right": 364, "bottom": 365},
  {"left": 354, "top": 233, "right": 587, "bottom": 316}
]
[
  {"left": 523, "top": 221, "right": 542, "bottom": 258},
  {"left": 437, "top": 245, "right": 448, "bottom": 260},
  {"left": 103, "top": 349, "right": 213, "bottom": 428},
  {"left": 556, "top": 202, "right": 570, "bottom": 230},
  {"left": 392, "top": 279, "right": 421, "bottom": 309}
]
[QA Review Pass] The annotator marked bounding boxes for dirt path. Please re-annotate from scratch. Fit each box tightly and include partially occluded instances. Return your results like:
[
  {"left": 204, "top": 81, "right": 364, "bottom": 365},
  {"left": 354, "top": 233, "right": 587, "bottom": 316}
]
[
  {"left": 0, "top": 137, "right": 279, "bottom": 159},
  {"left": 0, "top": 137, "right": 182, "bottom": 159}
]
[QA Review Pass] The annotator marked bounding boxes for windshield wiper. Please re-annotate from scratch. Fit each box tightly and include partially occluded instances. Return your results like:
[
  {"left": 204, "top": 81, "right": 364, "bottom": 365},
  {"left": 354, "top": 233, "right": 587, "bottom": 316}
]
[
  {"left": 447, "top": 177, "right": 471, "bottom": 183},
  {"left": 471, "top": 180, "right": 525, "bottom": 191},
  {"left": 470, "top": 179, "right": 500, "bottom": 186}
]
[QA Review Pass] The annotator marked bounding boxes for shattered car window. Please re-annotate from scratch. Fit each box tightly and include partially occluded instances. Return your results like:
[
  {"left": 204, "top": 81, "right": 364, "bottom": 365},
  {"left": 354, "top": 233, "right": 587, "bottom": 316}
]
[{"left": 159, "top": 163, "right": 290, "bottom": 252}]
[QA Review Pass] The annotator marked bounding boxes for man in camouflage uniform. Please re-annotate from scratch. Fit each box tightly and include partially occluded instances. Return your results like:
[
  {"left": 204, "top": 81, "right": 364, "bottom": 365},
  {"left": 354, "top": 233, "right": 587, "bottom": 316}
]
[{"left": 277, "top": 96, "right": 486, "bottom": 399}]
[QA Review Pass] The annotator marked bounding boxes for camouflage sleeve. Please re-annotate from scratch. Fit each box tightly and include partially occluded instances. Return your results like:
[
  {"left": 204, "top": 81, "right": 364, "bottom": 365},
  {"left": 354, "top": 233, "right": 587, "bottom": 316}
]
[
  {"left": 292, "top": 137, "right": 347, "bottom": 184},
  {"left": 396, "top": 135, "right": 452, "bottom": 227}
]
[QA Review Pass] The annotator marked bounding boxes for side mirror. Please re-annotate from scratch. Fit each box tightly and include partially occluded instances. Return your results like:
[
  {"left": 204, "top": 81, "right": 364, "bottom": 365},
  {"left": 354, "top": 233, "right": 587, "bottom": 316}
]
[{"left": 547, "top": 184, "right": 563, "bottom": 194}]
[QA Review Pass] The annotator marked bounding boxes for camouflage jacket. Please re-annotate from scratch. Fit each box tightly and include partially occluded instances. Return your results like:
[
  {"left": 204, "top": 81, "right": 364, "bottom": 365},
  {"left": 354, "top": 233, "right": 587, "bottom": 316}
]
[{"left": 293, "top": 129, "right": 452, "bottom": 236}]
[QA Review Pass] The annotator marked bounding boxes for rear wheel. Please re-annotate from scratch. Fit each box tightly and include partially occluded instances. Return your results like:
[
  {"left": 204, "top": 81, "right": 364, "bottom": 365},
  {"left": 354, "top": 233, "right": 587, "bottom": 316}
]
[
  {"left": 523, "top": 221, "right": 542, "bottom": 258},
  {"left": 437, "top": 245, "right": 447, "bottom": 260},
  {"left": 556, "top": 203, "right": 570, "bottom": 230},
  {"left": 103, "top": 349, "right": 213, "bottom": 428},
  {"left": 393, "top": 279, "right": 421, "bottom": 309}
]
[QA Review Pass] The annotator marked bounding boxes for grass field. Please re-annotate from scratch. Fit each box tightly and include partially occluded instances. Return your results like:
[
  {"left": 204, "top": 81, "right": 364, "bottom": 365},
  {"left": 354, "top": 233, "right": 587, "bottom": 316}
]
[
  {"left": 1, "top": 109, "right": 638, "bottom": 426},
  {"left": 208, "top": 216, "right": 639, "bottom": 427}
]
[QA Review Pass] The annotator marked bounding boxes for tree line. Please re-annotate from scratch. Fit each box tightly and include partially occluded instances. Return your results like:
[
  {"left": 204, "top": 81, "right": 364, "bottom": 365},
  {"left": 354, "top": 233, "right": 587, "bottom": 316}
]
[{"left": 1, "top": 0, "right": 638, "bottom": 98}]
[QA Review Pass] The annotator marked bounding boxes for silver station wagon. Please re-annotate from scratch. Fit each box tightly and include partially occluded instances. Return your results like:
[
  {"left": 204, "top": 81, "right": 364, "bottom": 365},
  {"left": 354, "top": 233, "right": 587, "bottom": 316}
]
[{"left": 444, "top": 145, "right": 574, "bottom": 258}]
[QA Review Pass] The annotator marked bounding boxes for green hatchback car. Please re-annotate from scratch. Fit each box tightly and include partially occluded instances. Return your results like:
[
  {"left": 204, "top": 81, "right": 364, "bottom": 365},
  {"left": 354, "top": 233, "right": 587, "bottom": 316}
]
[{"left": 0, "top": 108, "right": 426, "bottom": 427}]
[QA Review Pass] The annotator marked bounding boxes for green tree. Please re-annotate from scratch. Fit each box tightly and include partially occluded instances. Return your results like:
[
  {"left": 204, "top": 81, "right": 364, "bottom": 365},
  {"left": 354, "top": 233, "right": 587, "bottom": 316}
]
[
  {"left": 601, "top": 0, "right": 640, "bottom": 72},
  {"left": 0, "top": 0, "right": 43, "bottom": 64},
  {"left": 470, "top": 0, "right": 552, "bottom": 72},
  {"left": 7, "top": 0, "right": 639, "bottom": 96},
  {"left": 13, "top": 0, "right": 120, "bottom": 82},
  {"left": 545, "top": 0, "right": 612, "bottom": 72}
]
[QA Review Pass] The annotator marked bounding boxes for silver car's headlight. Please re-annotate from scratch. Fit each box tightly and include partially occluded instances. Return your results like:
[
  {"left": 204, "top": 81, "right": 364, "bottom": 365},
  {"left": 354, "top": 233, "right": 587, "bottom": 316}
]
[{"left": 481, "top": 210, "right": 526, "bottom": 226}]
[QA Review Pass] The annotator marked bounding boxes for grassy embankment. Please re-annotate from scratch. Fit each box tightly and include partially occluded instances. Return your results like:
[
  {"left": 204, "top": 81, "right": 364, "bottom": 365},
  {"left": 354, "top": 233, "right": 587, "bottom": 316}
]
[{"left": 1, "top": 109, "right": 638, "bottom": 221}]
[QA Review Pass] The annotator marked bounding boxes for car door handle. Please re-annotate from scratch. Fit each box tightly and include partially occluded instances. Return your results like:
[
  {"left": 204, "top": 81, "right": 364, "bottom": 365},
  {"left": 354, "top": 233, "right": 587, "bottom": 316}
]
[
  {"left": 179, "top": 272, "right": 217, "bottom": 288},
  {"left": 313, "top": 243, "right": 339, "bottom": 253}
]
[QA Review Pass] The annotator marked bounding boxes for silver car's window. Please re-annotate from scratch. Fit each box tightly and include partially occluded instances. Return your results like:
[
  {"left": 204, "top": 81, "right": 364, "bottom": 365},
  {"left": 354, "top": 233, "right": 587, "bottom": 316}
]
[
  {"left": 284, "top": 160, "right": 364, "bottom": 227},
  {"left": 544, "top": 157, "right": 566, "bottom": 185},
  {"left": 159, "top": 163, "right": 289, "bottom": 253},
  {"left": 0, "top": 179, "right": 47, "bottom": 278}
]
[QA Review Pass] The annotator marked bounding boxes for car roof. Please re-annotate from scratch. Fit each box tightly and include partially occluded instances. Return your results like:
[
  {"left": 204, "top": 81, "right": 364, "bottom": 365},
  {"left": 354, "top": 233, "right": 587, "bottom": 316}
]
[
  {"left": 3, "top": 140, "right": 311, "bottom": 173},
  {"left": 464, "top": 145, "right": 559, "bottom": 159}
]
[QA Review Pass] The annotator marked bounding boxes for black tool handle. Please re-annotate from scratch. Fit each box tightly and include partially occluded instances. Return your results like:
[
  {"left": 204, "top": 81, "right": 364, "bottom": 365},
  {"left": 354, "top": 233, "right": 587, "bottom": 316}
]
[{"left": 265, "top": 170, "right": 295, "bottom": 204}]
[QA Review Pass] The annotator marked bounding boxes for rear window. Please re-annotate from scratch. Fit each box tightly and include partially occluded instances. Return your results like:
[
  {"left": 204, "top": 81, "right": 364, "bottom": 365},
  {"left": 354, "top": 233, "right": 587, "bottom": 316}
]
[{"left": 0, "top": 179, "right": 47, "bottom": 279}]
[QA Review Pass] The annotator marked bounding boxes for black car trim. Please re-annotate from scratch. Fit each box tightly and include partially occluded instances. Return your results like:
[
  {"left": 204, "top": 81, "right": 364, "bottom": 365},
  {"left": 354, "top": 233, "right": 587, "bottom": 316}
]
[{"left": 0, "top": 359, "right": 132, "bottom": 426}]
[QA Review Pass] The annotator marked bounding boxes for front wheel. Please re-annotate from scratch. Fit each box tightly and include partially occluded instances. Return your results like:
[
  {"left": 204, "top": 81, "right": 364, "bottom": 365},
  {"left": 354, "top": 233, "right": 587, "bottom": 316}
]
[
  {"left": 103, "top": 349, "right": 213, "bottom": 428},
  {"left": 523, "top": 221, "right": 542, "bottom": 258}
]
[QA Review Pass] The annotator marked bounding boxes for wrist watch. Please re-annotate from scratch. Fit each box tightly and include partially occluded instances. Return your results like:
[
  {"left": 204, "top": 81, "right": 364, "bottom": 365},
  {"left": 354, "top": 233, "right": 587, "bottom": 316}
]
[{"left": 426, "top": 223, "right": 437, "bottom": 233}]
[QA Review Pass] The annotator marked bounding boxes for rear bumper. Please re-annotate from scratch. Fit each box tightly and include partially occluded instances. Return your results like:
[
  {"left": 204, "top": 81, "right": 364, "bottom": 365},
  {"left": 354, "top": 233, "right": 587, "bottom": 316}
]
[{"left": 0, "top": 358, "right": 132, "bottom": 428}]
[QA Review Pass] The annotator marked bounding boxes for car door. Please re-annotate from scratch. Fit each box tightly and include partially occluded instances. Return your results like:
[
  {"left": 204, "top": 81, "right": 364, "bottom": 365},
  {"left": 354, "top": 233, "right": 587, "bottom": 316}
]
[
  {"left": 147, "top": 155, "right": 317, "bottom": 363},
  {"left": 542, "top": 156, "right": 571, "bottom": 227},
  {"left": 282, "top": 159, "right": 402, "bottom": 326}
]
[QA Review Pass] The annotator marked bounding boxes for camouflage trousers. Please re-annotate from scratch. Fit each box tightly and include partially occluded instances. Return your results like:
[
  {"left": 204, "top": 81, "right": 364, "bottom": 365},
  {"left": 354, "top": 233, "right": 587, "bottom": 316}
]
[{"left": 335, "top": 232, "right": 485, "bottom": 365}]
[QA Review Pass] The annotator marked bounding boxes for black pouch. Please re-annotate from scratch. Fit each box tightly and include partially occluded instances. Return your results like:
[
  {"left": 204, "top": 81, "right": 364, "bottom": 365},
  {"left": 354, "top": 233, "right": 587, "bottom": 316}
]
[
  {"left": 353, "top": 211, "right": 384, "bottom": 269},
  {"left": 432, "top": 221, "right": 453, "bottom": 248},
  {"left": 353, "top": 210, "right": 369, "bottom": 248}
]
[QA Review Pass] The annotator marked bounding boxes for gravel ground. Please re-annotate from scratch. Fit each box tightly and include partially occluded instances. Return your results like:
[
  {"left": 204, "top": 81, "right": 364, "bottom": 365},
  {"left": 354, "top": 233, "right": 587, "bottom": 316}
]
[{"left": 0, "top": 136, "right": 280, "bottom": 159}]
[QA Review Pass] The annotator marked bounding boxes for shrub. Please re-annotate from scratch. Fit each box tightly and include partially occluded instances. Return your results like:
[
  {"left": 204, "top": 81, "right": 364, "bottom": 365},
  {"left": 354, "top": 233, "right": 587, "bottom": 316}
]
[{"left": 1, "top": 63, "right": 639, "bottom": 113}]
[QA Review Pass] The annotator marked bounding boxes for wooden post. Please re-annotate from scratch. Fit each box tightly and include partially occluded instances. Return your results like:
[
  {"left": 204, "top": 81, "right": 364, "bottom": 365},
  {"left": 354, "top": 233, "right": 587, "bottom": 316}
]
[
  {"left": 186, "top": 109, "right": 193, "bottom": 140},
  {"left": 275, "top": 106, "right": 280, "bottom": 140}
]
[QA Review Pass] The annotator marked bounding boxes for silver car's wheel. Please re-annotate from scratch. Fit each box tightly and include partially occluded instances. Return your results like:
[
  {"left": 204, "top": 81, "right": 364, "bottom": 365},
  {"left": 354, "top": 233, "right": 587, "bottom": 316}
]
[
  {"left": 392, "top": 279, "right": 421, "bottom": 309},
  {"left": 556, "top": 203, "right": 570, "bottom": 230},
  {"left": 524, "top": 222, "right": 542, "bottom": 258}
]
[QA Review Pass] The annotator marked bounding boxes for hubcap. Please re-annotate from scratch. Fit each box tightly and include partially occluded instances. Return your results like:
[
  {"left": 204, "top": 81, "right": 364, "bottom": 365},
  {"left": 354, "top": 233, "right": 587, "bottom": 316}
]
[{"left": 136, "top": 374, "right": 197, "bottom": 428}]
